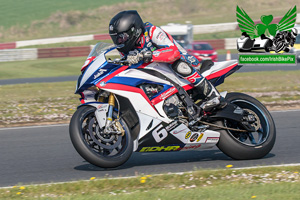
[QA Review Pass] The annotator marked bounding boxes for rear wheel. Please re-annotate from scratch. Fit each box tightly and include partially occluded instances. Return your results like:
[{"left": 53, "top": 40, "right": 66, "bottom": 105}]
[
  {"left": 69, "top": 106, "right": 133, "bottom": 168},
  {"left": 216, "top": 92, "right": 276, "bottom": 160}
]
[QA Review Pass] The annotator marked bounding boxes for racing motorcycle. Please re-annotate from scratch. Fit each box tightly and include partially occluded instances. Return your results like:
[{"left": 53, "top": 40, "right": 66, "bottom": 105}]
[{"left": 69, "top": 42, "right": 276, "bottom": 168}]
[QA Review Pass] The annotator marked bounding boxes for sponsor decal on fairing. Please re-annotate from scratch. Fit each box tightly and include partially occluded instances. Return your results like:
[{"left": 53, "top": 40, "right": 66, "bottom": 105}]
[
  {"left": 159, "top": 87, "right": 177, "bottom": 100},
  {"left": 165, "top": 121, "right": 178, "bottom": 131},
  {"left": 94, "top": 69, "right": 107, "bottom": 79},
  {"left": 185, "top": 131, "right": 191, "bottom": 139},
  {"left": 196, "top": 133, "right": 204, "bottom": 142},
  {"left": 139, "top": 145, "right": 181, "bottom": 152},
  {"left": 179, "top": 144, "right": 202, "bottom": 151},
  {"left": 190, "top": 133, "right": 199, "bottom": 142},
  {"left": 205, "top": 137, "right": 219, "bottom": 143}
]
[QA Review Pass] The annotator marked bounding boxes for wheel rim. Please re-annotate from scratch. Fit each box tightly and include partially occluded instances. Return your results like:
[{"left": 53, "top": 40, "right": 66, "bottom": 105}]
[
  {"left": 224, "top": 100, "right": 270, "bottom": 147},
  {"left": 80, "top": 109, "right": 129, "bottom": 158}
]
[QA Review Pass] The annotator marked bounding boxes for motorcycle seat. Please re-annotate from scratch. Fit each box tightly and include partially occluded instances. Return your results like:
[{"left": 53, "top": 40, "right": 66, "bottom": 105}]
[{"left": 199, "top": 60, "right": 214, "bottom": 74}]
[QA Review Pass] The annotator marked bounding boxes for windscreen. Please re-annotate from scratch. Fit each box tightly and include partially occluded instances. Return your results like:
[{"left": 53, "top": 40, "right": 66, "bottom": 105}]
[{"left": 88, "top": 42, "right": 115, "bottom": 58}]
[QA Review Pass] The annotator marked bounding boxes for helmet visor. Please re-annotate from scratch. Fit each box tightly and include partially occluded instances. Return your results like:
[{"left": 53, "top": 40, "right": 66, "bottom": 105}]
[{"left": 117, "top": 32, "right": 130, "bottom": 44}]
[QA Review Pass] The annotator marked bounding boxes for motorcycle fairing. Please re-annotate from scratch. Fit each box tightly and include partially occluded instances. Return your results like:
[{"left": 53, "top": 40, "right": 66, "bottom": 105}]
[
  {"left": 94, "top": 62, "right": 195, "bottom": 122},
  {"left": 202, "top": 60, "right": 238, "bottom": 80},
  {"left": 77, "top": 102, "right": 109, "bottom": 129},
  {"left": 202, "top": 60, "right": 239, "bottom": 86},
  {"left": 135, "top": 112, "right": 220, "bottom": 152},
  {"left": 136, "top": 121, "right": 220, "bottom": 152},
  {"left": 75, "top": 45, "right": 241, "bottom": 153}
]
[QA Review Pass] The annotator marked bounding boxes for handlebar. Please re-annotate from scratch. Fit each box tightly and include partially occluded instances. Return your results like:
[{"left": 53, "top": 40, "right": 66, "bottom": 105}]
[{"left": 108, "top": 58, "right": 130, "bottom": 65}]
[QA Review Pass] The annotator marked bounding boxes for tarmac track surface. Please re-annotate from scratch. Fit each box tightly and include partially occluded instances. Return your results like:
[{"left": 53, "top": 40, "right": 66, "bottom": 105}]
[{"left": 0, "top": 110, "right": 299, "bottom": 187}]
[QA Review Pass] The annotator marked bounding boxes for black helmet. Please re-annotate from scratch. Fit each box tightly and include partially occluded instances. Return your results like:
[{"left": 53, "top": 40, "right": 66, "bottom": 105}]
[{"left": 109, "top": 10, "right": 144, "bottom": 53}]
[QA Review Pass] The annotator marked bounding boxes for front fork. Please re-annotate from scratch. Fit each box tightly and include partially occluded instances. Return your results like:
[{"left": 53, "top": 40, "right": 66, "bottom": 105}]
[
  {"left": 105, "top": 93, "right": 115, "bottom": 127},
  {"left": 103, "top": 93, "right": 124, "bottom": 136}
]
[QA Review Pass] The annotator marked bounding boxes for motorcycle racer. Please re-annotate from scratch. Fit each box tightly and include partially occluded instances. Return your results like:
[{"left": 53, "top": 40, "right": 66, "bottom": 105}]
[{"left": 109, "top": 10, "right": 222, "bottom": 111}]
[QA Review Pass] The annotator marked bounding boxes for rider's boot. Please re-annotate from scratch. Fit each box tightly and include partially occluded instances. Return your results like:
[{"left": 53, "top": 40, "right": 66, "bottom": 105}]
[
  {"left": 184, "top": 71, "right": 225, "bottom": 111},
  {"left": 197, "top": 78, "right": 226, "bottom": 111}
]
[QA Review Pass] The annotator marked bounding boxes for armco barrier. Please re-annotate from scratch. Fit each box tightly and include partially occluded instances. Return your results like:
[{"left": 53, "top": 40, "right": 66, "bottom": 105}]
[
  {"left": 0, "top": 48, "right": 37, "bottom": 62},
  {"left": 38, "top": 46, "right": 90, "bottom": 58},
  {"left": 194, "top": 22, "right": 238, "bottom": 34},
  {"left": 0, "top": 42, "right": 16, "bottom": 50},
  {"left": 225, "top": 38, "right": 237, "bottom": 50},
  {"left": 93, "top": 34, "right": 111, "bottom": 40},
  {"left": 16, "top": 35, "right": 94, "bottom": 48}
]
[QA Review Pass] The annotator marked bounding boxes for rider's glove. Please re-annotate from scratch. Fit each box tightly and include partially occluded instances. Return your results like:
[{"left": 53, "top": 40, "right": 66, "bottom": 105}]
[
  {"left": 127, "top": 50, "right": 153, "bottom": 65},
  {"left": 127, "top": 50, "right": 143, "bottom": 65}
]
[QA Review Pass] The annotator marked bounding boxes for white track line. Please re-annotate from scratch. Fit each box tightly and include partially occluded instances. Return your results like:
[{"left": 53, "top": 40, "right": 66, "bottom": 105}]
[
  {"left": 0, "top": 124, "right": 68, "bottom": 131},
  {"left": 1, "top": 163, "right": 300, "bottom": 189}
]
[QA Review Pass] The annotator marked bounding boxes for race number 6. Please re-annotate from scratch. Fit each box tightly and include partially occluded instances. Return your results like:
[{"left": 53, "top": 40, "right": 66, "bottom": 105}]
[{"left": 152, "top": 124, "right": 168, "bottom": 143}]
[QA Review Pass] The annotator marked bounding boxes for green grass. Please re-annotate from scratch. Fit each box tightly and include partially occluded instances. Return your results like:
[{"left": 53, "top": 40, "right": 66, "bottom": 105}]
[
  {"left": 0, "top": 57, "right": 85, "bottom": 80},
  {"left": 0, "top": 0, "right": 148, "bottom": 28},
  {"left": 0, "top": 0, "right": 299, "bottom": 42},
  {"left": 218, "top": 70, "right": 300, "bottom": 93},
  {"left": 0, "top": 81, "right": 78, "bottom": 127},
  {"left": 1, "top": 166, "right": 300, "bottom": 200},
  {"left": 0, "top": 55, "right": 120, "bottom": 80}
]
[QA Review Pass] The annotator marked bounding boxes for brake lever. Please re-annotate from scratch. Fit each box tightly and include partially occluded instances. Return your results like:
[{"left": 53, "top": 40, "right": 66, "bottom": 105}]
[{"left": 112, "top": 58, "right": 130, "bottom": 65}]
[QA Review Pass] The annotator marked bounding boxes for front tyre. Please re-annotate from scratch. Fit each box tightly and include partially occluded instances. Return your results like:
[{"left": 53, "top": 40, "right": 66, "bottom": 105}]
[
  {"left": 216, "top": 92, "right": 276, "bottom": 160},
  {"left": 69, "top": 106, "right": 133, "bottom": 168}
]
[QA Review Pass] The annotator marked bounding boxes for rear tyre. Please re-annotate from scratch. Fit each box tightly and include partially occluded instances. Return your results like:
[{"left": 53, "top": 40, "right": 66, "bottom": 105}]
[
  {"left": 69, "top": 106, "right": 133, "bottom": 168},
  {"left": 216, "top": 92, "right": 276, "bottom": 160}
]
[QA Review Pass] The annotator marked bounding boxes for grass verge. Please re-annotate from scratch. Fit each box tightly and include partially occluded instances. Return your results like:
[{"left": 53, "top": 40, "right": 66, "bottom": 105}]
[
  {"left": 1, "top": 166, "right": 300, "bottom": 200},
  {"left": 0, "top": 55, "right": 119, "bottom": 80},
  {"left": 0, "top": 70, "right": 300, "bottom": 127},
  {"left": 0, "top": 57, "right": 85, "bottom": 80}
]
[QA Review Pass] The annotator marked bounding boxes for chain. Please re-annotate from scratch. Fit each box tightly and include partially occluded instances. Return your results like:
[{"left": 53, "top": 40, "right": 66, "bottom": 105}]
[{"left": 198, "top": 120, "right": 248, "bottom": 132}]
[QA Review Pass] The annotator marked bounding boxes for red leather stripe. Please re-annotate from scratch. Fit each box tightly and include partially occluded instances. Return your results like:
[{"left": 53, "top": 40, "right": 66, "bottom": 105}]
[{"left": 149, "top": 26, "right": 156, "bottom": 40}]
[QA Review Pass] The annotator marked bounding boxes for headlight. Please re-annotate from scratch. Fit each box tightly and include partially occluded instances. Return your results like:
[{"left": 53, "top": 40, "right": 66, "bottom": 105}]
[
  {"left": 212, "top": 52, "right": 217, "bottom": 55},
  {"left": 194, "top": 53, "right": 200, "bottom": 56}
]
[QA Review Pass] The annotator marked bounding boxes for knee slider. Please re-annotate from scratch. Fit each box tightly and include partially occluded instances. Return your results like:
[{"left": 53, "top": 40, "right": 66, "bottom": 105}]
[{"left": 172, "top": 60, "right": 193, "bottom": 77}]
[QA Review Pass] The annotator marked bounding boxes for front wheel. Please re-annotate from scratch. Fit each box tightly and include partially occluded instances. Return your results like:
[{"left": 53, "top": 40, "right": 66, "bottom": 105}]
[
  {"left": 216, "top": 92, "right": 276, "bottom": 160},
  {"left": 69, "top": 106, "right": 133, "bottom": 168}
]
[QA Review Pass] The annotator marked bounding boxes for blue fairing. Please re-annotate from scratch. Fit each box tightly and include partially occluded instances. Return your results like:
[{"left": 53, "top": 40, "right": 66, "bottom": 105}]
[
  {"left": 76, "top": 62, "right": 121, "bottom": 94},
  {"left": 107, "top": 76, "right": 173, "bottom": 100},
  {"left": 75, "top": 44, "right": 126, "bottom": 94}
]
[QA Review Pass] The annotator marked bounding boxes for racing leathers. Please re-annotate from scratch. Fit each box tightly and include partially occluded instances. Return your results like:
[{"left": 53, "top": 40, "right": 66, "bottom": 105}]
[{"left": 119, "top": 22, "right": 222, "bottom": 111}]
